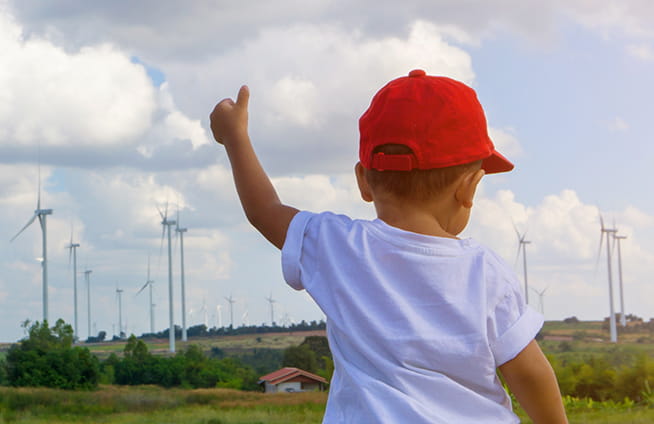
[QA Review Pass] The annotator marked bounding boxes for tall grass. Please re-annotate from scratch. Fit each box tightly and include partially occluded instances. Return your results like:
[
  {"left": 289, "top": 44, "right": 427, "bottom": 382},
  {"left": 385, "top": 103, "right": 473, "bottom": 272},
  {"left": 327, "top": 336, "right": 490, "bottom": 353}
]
[
  {"left": 0, "top": 386, "right": 327, "bottom": 423},
  {"left": 3, "top": 385, "right": 654, "bottom": 424}
]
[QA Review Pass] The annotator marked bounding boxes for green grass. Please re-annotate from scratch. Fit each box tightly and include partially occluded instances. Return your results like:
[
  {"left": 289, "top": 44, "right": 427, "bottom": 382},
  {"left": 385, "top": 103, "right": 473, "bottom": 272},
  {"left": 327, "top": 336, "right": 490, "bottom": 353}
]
[
  {"left": 0, "top": 386, "right": 327, "bottom": 423},
  {"left": 84, "top": 333, "right": 317, "bottom": 360},
  {"left": 2, "top": 386, "right": 654, "bottom": 423}
]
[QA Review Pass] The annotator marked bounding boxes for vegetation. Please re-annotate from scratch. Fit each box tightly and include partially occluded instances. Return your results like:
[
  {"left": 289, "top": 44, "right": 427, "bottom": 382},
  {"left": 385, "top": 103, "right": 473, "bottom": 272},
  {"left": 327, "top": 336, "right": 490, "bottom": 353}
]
[
  {"left": 5, "top": 318, "right": 654, "bottom": 422},
  {"left": 0, "top": 385, "right": 327, "bottom": 423},
  {"left": 136, "top": 320, "right": 326, "bottom": 341},
  {"left": 5, "top": 320, "right": 99, "bottom": 390}
]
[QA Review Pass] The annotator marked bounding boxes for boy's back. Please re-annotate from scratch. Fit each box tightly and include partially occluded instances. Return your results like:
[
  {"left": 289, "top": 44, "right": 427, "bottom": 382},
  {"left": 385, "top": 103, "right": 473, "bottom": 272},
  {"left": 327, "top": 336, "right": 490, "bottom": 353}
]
[
  {"left": 210, "top": 70, "right": 568, "bottom": 423},
  {"left": 283, "top": 211, "right": 542, "bottom": 423}
]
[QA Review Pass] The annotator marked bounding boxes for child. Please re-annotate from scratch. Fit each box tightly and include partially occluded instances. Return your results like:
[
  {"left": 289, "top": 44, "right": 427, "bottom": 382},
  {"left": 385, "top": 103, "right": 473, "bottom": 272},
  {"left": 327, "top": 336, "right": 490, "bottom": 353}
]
[{"left": 210, "top": 70, "right": 568, "bottom": 423}]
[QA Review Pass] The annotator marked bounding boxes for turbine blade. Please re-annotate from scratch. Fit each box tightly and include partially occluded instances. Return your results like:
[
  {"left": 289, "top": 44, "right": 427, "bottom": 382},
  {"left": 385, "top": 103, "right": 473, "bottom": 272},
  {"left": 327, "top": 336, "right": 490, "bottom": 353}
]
[
  {"left": 147, "top": 253, "right": 151, "bottom": 281},
  {"left": 511, "top": 220, "right": 521, "bottom": 241},
  {"left": 37, "top": 160, "right": 41, "bottom": 210},
  {"left": 156, "top": 204, "right": 165, "bottom": 221},
  {"left": 10, "top": 213, "right": 38, "bottom": 242},
  {"left": 136, "top": 281, "right": 149, "bottom": 295},
  {"left": 595, "top": 231, "right": 604, "bottom": 272}
]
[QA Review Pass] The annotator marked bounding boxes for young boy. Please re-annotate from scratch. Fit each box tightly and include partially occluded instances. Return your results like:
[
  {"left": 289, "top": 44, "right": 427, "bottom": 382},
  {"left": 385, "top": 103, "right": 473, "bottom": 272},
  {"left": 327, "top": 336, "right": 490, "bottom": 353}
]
[{"left": 210, "top": 70, "right": 568, "bottom": 423}]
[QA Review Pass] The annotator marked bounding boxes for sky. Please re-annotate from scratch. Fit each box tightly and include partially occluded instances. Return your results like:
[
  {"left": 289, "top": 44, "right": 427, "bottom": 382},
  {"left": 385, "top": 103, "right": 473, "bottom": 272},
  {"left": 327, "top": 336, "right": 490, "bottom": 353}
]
[{"left": 1, "top": 0, "right": 653, "bottom": 343}]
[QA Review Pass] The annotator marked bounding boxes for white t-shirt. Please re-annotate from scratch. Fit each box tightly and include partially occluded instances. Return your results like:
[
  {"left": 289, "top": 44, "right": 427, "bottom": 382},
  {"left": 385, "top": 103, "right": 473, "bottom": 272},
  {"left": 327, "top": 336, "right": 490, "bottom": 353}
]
[{"left": 282, "top": 211, "right": 543, "bottom": 424}]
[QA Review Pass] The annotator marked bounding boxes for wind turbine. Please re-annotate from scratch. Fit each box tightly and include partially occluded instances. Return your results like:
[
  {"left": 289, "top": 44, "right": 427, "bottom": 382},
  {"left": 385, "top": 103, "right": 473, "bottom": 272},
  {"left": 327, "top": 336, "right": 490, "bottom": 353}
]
[
  {"left": 215, "top": 304, "right": 223, "bottom": 328},
  {"left": 614, "top": 233, "right": 628, "bottom": 327},
  {"left": 530, "top": 286, "right": 548, "bottom": 315},
  {"left": 66, "top": 229, "right": 80, "bottom": 339},
  {"left": 10, "top": 173, "right": 53, "bottom": 322},
  {"left": 241, "top": 304, "right": 249, "bottom": 327},
  {"left": 265, "top": 293, "right": 276, "bottom": 326},
  {"left": 598, "top": 215, "right": 618, "bottom": 343},
  {"left": 513, "top": 224, "right": 531, "bottom": 305},
  {"left": 200, "top": 299, "right": 208, "bottom": 328},
  {"left": 158, "top": 204, "right": 177, "bottom": 353},
  {"left": 175, "top": 210, "right": 189, "bottom": 342},
  {"left": 116, "top": 287, "right": 124, "bottom": 339},
  {"left": 136, "top": 254, "right": 155, "bottom": 334},
  {"left": 225, "top": 295, "right": 235, "bottom": 328},
  {"left": 83, "top": 269, "right": 93, "bottom": 340}
]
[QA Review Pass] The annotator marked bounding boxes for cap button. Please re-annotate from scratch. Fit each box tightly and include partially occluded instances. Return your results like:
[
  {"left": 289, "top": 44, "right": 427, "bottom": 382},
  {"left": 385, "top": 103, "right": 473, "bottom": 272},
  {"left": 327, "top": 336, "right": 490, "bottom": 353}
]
[{"left": 408, "top": 69, "right": 426, "bottom": 78}]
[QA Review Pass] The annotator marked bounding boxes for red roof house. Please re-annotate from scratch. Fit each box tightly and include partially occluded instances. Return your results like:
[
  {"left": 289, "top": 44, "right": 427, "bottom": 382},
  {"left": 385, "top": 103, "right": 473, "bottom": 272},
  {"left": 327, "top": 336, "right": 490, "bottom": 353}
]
[{"left": 258, "top": 367, "right": 328, "bottom": 393}]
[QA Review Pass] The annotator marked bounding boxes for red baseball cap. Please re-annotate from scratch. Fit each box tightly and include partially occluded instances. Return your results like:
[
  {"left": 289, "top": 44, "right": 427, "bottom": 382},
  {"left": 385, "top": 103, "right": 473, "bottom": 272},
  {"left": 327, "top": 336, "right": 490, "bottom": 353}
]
[{"left": 359, "top": 69, "right": 513, "bottom": 173}]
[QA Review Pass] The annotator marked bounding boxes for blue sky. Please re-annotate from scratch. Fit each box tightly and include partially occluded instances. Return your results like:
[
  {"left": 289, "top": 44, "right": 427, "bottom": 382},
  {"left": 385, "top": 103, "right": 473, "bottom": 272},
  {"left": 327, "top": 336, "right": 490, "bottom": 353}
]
[{"left": 0, "top": 1, "right": 652, "bottom": 343}]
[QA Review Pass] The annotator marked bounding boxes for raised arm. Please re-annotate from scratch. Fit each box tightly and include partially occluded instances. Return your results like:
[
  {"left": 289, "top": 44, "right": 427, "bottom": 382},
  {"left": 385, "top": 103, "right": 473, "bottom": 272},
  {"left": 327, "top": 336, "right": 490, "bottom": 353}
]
[
  {"left": 210, "top": 85, "right": 299, "bottom": 249},
  {"left": 499, "top": 340, "right": 568, "bottom": 424}
]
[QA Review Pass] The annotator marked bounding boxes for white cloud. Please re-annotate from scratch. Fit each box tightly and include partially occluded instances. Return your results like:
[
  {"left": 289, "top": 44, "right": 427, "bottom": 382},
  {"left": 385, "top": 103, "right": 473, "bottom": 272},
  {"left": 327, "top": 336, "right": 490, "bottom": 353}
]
[
  {"left": 0, "top": 8, "right": 211, "bottom": 169},
  {"left": 488, "top": 127, "right": 523, "bottom": 160},
  {"left": 608, "top": 116, "right": 629, "bottom": 132},
  {"left": 627, "top": 43, "right": 654, "bottom": 61},
  {"left": 0, "top": 10, "right": 155, "bottom": 146}
]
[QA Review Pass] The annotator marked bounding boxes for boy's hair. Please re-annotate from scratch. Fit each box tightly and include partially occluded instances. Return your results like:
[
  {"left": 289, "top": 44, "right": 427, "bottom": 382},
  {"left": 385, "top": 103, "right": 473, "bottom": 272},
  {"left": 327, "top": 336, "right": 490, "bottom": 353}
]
[{"left": 365, "top": 144, "right": 481, "bottom": 201}]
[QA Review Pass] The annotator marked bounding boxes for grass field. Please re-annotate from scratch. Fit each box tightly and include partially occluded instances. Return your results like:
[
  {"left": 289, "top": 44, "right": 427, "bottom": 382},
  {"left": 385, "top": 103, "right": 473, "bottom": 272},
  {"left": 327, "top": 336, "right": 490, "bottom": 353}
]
[
  {"left": 1, "top": 385, "right": 654, "bottom": 423},
  {"left": 4, "top": 322, "right": 654, "bottom": 422},
  {"left": 81, "top": 331, "right": 325, "bottom": 359}
]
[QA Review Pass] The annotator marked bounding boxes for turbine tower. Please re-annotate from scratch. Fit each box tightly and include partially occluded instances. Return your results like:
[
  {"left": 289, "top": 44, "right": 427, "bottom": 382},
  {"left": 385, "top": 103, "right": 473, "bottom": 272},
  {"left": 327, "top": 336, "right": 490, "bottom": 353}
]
[
  {"left": 513, "top": 225, "right": 531, "bottom": 305},
  {"left": 83, "top": 269, "right": 93, "bottom": 340},
  {"left": 598, "top": 215, "right": 618, "bottom": 343},
  {"left": 530, "top": 286, "right": 548, "bottom": 315},
  {"left": 158, "top": 205, "right": 176, "bottom": 353},
  {"left": 136, "top": 254, "right": 155, "bottom": 334},
  {"left": 176, "top": 211, "right": 189, "bottom": 342},
  {"left": 66, "top": 230, "right": 80, "bottom": 339},
  {"left": 215, "top": 304, "right": 223, "bottom": 328},
  {"left": 265, "top": 293, "right": 276, "bottom": 326},
  {"left": 614, "top": 234, "right": 628, "bottom": 327},
  {"left": 11, "top": 178, "right": 53, "bottom": 322},
  {"left": 116, "top": 287, "right": 124, "bottom": 339},
  {"left": 200, "top": 299, "right": 208, "bottom": 328},
  {"left": 225, "top": 295, "right": 235, "bottom": 328}
]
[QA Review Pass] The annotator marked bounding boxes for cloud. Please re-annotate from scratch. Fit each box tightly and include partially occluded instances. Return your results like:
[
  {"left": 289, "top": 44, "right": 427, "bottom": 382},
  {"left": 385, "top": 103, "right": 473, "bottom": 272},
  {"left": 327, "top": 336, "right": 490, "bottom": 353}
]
[
  {"left": 626, "top": 43, "right": 654, "bottom": 61},
  {"left": 488, "top": 127, "right": 523, "bottom": 159},
  {"left": 0, "top": 11, "right": 155, "bottom": 147},
  {"left": 0, "top": 8, "right": 211, "bottom": 170},
  {"left": 168, "top": 20, "right": 476, "bottom": 177},
  {"left": 608, "top": 116, "right": 629, "bottom": 132}
]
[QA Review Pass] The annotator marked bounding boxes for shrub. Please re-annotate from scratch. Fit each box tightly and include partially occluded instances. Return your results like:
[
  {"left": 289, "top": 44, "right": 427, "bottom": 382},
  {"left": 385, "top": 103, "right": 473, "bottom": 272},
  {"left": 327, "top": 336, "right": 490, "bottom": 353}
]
[{"left": 5, "top": 319, "right": 99, "bottom": 389}]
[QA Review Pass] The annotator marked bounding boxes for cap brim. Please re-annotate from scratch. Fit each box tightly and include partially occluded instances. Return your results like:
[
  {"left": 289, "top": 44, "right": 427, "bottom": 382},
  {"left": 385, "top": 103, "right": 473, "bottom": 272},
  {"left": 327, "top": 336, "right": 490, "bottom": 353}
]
[{"left": 481, "top": 150, "right": 514, "bottom": 174}]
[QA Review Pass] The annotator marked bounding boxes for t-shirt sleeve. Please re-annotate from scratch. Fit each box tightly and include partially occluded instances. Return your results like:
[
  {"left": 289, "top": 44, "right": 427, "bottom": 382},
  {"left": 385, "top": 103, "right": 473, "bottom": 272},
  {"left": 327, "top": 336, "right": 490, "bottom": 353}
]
[
  {"left": 281, "top": 211, "right": 315, "bottom": 291},
  {"left": 488, "top": 275, "right": 544, "bottom": 366}
]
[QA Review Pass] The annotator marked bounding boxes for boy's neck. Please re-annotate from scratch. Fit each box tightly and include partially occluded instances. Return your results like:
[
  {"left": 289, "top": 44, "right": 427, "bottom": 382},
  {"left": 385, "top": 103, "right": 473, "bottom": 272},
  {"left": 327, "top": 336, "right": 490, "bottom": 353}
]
[{"left": 373, "top": 199, "right": 459, "bottom": 239}]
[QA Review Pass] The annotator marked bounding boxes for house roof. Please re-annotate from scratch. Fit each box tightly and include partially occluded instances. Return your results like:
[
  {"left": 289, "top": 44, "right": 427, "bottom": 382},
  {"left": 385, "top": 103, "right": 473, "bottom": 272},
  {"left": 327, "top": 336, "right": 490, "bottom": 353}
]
[{"left": 258, "top": 367, "right": 328, "bottom": 385}]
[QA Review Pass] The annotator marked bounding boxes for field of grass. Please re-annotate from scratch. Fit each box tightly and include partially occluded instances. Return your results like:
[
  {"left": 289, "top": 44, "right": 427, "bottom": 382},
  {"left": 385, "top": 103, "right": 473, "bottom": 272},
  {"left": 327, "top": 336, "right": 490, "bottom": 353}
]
[
  {"left": 0, "top": 386, "right": 327, "bottom": 424},
  {"left": 83, "top": 331, "right": 324, "bottom": 359},
  {"left": 4, "top": 322, "right": 654, "bottom": 422},
  {"left": 2, "top": 385, "right": 654, "bottom": 423}
]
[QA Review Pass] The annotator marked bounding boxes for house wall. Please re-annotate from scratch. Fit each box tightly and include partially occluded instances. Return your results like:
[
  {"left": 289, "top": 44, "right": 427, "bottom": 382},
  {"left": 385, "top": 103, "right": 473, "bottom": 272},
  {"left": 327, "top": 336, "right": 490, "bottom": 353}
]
[{"left": 278, "top": 381, "right": 303, "bottom": 392}]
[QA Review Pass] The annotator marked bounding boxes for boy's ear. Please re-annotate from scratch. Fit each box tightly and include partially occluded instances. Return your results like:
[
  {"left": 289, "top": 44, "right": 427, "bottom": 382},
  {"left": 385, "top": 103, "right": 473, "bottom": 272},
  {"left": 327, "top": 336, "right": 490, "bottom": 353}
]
[
  {"left": 455, "top": 169, "right": 484, "bottom": 209},
  {"left": 355, "top": 162, "right": 374, "bottom": 203}
]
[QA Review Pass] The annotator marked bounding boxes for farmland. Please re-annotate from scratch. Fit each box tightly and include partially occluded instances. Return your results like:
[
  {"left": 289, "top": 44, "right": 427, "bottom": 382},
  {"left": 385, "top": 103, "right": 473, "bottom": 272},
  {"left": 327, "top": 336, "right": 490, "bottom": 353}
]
[{"left": 3, "top": 320, "right": 654, "bottom": 422}]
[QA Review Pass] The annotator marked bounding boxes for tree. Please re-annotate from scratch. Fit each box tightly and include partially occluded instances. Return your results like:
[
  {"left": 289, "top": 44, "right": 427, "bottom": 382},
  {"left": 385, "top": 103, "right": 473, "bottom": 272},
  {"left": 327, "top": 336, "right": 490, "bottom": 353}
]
[
  {"left": 282, "top": 344, "right": 317, "bottom": 373},
  {"left": 6, "top": 319, "right": 99, "bottom": 389}
]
